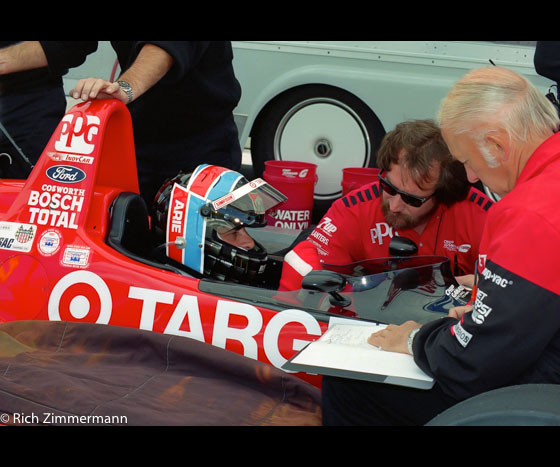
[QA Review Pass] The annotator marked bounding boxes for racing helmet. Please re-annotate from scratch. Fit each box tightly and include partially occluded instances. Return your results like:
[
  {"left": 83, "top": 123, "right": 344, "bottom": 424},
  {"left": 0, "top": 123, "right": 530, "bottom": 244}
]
[{"left": 152, "top": 164, "right": 287, "bottom": 283}]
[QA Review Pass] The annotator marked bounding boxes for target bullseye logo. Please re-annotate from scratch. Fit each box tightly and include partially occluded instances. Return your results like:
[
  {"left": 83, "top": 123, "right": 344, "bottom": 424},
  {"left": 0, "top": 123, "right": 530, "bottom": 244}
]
[{"left": 48, "top": 271, "right": 112, "bottom": 324}]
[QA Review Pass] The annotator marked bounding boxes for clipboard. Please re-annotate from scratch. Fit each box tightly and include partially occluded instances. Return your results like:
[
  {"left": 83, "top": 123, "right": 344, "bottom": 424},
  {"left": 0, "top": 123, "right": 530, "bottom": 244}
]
[{"left": 282, "top": 322, "right": 434, "bottom": 390}]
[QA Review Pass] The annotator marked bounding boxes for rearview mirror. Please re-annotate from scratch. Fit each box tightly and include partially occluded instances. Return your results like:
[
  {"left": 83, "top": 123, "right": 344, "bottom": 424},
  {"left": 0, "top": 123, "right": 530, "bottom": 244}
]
[
  {"left": 389, "top": 236, "right": 418, "bottom": 257},
  {"left": 302, "top": 270, "right": 351, "bottom": 307}
]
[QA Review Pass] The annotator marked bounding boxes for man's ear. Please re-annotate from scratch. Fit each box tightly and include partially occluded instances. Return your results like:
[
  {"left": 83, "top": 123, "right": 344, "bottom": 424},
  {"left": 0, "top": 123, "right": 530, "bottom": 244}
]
[{"left": 483, "top": 129, "right": 509, "bottom": 162}]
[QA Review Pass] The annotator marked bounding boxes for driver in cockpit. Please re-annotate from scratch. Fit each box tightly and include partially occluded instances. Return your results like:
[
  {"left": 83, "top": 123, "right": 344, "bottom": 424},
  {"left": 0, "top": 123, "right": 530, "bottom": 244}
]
[{"left": 151, "top": 163, "right": 287, "bottom": 285}]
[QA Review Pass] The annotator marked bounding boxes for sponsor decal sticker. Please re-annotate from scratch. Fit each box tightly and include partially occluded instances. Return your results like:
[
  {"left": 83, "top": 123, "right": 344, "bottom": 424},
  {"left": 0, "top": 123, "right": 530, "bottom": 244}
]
[
  {"left": 48, "top": 152, "right": 94, "bottom": 165},
  {"left": 61, "top": 245, "right": 91, "bottom": 269},
  {"left": 55, "top": 113, "right": 100, "bottom": 156},
  {"left": 38, "top": 229, "right": 62, "bottom": 257},
  {"left": 211, "top": 178, "right": 266, "bottom": 211},
  {"left": 0, "top": 222, "right": 36, "bottom": 252},
  {"left": 27, "top": 184, "right": 85, "bottom": 230},
  {"left": 46, "top": 165, "right": 87, "bottom": 184},
  {"left": 167, "top": 184, "right": 189, "bottom": 264}
]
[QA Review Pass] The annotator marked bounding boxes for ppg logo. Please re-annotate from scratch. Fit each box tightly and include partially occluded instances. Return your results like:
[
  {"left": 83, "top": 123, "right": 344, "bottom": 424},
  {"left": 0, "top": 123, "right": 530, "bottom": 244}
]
[
  {"left": 55, "top": 113, "right": 100, "bottom": 155},
  {"left": 370, "top": 222, "right": 394, "bottom": 245},
  {"left": 46, "top": 165, "right": 87, "bottom": 184}
]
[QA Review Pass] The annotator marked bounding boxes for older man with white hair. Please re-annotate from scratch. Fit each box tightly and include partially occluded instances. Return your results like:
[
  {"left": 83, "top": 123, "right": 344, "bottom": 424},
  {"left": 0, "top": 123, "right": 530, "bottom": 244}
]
[{"left": 321, "top": 66, "right": 560, "bottom": 426}]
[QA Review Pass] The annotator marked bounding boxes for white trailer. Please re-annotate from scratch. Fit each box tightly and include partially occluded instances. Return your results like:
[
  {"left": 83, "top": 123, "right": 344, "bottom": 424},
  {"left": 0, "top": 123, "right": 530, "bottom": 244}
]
[{"left": 231, "top": 41, "right": 553, "bottom": 210}]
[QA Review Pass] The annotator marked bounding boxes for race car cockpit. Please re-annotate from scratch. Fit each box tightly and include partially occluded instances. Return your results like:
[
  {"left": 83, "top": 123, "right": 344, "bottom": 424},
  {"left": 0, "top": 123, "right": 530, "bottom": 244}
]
[{"left": 106, "top": 163, "right": 300, "bottom": 284}]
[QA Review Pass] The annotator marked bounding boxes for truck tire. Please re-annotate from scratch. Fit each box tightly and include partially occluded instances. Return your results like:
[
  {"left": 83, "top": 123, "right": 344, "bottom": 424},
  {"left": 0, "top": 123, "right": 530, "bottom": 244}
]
[{"left": 251, "top": 84, "right": 385, "bottom": 219}]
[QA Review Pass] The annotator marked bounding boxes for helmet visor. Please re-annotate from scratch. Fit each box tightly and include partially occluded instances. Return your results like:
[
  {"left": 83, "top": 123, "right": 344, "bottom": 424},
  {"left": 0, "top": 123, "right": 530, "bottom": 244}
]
[{"left": 208, "top": 178, "right": 287, "bottom": 228}]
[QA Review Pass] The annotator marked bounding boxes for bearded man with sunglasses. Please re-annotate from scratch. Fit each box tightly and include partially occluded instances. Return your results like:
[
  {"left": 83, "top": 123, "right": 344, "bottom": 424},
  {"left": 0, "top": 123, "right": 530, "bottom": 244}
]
[{"left": 279, "top": 119, "right": 492, "bottom": 292}]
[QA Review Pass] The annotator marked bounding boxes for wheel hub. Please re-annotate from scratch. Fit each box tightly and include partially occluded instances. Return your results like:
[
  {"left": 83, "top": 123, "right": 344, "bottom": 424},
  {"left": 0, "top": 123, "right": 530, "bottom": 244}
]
[{"left": 314, "top": 139, "right": 332, "bottom": 158}]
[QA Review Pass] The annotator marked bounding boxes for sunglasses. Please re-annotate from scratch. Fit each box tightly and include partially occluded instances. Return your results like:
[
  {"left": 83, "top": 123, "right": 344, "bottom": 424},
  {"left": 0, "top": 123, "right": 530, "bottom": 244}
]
[{"left": 377, "top": 172, "right": 435, "bottom": 208}]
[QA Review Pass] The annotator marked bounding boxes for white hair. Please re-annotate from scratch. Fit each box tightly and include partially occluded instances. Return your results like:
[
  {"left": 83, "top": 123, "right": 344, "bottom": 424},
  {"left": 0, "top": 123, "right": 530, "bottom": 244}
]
[
  {"left": 438, "top": 66, "right": 559, "bottom": 145},
  {"left": 476, "top": 137, "right": 501, "bottom": 168}
]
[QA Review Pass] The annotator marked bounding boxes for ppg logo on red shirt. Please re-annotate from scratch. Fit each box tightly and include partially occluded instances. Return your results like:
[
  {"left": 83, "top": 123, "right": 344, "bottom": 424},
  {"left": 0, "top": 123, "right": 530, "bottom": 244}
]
[{"left": 370, "top": 222, "right": 394, "bottom": 245}]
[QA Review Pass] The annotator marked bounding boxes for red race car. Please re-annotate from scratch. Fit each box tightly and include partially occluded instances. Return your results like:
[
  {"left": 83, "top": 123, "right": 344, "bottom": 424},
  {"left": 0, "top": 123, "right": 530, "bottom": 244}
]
[{"left": 0, "top": 99, "right": 465, "bottom": 388}]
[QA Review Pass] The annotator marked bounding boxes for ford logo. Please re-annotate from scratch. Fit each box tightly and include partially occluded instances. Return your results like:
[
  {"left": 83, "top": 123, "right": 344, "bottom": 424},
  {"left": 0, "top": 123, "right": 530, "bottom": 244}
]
[{"left": 46, "top": 165, "right": 86, "bottom": 184}]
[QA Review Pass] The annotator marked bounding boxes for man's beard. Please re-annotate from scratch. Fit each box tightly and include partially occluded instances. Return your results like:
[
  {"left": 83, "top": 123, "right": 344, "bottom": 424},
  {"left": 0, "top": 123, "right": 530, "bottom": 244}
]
[{"left": 381, "top": 199, "right": 439, "bottom": 230}]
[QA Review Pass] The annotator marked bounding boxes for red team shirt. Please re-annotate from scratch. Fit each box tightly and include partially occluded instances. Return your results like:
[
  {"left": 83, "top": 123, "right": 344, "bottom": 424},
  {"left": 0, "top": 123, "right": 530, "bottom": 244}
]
[{"left": 280, "top": 182, "right": 492, "bottom": 291}]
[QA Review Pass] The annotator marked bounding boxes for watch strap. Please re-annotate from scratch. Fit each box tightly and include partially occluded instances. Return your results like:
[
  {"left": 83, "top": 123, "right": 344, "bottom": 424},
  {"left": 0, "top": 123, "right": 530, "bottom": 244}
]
[
  {"left": 117, "top": 80, "right": 133, "bottom": 104},
  {"left": 407, "top": 327, "right": 421, "bottom": 355}
]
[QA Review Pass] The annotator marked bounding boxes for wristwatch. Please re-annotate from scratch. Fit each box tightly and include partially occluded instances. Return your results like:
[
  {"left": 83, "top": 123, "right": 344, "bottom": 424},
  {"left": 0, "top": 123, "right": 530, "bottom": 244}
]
[
  {"left": 407, "top": 327, "right": 421, "bottom": 355},
  {"left": 117, "top": 80, "right": 133, "bottom": 104}
]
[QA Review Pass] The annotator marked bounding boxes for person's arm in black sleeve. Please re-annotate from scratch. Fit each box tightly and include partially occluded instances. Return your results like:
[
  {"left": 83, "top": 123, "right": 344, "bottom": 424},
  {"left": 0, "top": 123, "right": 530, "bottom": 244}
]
[
  {"left": 134, "top": 41, "right": 211, "bottom": 84},
  {"left": 412, "top": 207, "right": 560, "bottom": 401},
  {"left": 39, "top": 41, "right": 98, "bottom": 76},
  {"left": 534, "top": 41, "right": 560, "bottom": 83},
  {"left": 71, "top": 43, "right": 174, "bottom": 105}
]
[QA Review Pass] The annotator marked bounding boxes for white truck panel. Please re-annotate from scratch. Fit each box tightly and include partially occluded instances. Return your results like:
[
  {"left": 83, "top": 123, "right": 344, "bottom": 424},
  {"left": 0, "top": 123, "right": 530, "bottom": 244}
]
[{"left": 232, "top": 41, "right": 551, "bottom": 145}]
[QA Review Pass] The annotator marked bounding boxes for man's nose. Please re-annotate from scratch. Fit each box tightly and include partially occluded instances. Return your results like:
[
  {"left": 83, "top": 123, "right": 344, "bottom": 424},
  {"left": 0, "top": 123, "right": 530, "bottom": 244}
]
[
  {"left": 237, "top": 229, "right": 255, "bottom": 250},
  {"left": 387, "top": 193, "right": 405, "bottom": 212},
  {"left": 465, "top": 165, "right": 480, "bottom": 184}
]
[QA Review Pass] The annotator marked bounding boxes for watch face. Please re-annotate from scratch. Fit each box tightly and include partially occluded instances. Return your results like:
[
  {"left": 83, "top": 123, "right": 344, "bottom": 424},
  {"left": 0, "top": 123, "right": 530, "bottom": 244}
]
[{"left": 118, "top": 81, "right": 131, "bottom": 91}]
